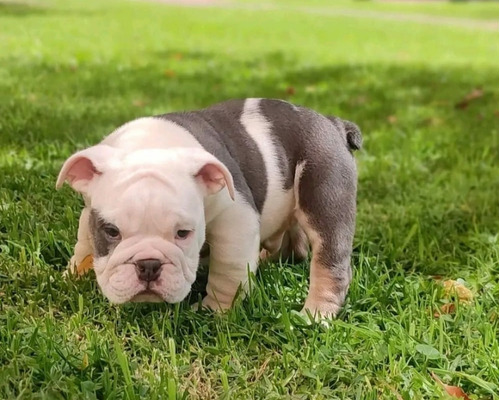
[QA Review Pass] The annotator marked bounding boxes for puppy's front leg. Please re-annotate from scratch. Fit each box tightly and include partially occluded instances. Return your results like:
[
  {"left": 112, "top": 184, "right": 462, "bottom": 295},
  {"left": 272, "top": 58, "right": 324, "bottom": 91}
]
[{"left": 202, "top": 204, "right": 260, "bottom": 310}]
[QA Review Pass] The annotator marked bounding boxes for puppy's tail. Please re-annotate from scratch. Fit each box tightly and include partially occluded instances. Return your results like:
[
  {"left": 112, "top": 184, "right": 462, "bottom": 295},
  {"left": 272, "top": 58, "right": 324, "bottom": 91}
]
[
  {"left": 343, "top": 120, "right": 362, "bottom": 151},
  {"left": 327, "top": 116, "right": 362, "bottom": 152}
]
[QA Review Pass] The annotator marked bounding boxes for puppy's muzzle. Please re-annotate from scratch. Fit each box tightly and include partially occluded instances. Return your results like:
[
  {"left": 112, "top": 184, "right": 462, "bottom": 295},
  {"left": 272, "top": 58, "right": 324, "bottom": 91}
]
[{"left": 135, "top": 258, "right": 162, "bottom": 282}]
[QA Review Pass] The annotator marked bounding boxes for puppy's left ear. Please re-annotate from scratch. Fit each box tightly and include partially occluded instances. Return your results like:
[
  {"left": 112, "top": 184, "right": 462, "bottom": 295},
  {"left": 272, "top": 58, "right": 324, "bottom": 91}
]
[
  {"left": 192, "top": 154, "right": 235, "bottom": 200},
  {"left": 56, "top": 144, "right": 119, "bottom": 194}
]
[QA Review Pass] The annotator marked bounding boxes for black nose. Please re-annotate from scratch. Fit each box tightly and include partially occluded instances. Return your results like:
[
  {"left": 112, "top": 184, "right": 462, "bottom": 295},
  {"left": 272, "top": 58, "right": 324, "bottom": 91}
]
[{"left": 135, "top": 259, "right": 162, "bottom": 282}]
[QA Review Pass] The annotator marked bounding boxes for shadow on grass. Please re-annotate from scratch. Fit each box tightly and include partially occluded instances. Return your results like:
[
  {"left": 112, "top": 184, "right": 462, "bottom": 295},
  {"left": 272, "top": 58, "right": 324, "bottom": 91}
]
[
  {"left": 0, "top": 1, "right": 49, "bottom": 16},
  {"left": 0, "top": 50, "right": 498, "bottom": 276},
  {"left": 0, "top": 1, "right": 96, "bottom": 17},
  {"left": 1, "top": 50, "right": 497, "bottom": 144}
]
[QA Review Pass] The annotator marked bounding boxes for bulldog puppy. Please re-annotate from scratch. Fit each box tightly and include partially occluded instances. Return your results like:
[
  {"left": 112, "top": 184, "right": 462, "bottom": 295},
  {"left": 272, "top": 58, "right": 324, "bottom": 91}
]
[{"left": 57, "top": 98, "right": 361, "bottom": 318}]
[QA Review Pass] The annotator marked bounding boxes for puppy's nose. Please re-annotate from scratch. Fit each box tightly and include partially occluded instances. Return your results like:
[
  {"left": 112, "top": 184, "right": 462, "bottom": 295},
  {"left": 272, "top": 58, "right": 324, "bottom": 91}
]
[{"left": 135, "top": 259, "right": 162, "bottom": 282}]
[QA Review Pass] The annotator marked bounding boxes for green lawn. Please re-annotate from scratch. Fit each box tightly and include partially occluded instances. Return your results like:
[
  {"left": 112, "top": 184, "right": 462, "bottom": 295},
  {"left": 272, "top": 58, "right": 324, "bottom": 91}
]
[
  {"left": 242, "top": 0, "right": 499, "bottom": 20},
  {"left": 0, "top": 0, "right": 498, "bottom": 398}
]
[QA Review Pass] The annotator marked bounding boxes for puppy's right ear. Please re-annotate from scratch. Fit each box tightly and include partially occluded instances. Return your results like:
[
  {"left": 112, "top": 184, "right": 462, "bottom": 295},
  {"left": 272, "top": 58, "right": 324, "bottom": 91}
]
[{"left": 56, "top": 144, "right": 118, "bottom": 194}]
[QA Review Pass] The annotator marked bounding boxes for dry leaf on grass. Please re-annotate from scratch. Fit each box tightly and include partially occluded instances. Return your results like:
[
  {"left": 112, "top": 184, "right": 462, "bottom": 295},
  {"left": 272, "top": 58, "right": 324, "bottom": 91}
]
[
  {"left": 433, "top": 303, "right": 456, "bottom": 318},
  {"left": 76, "top": 255, "right": 94, "bottom": 276},
  {"left": 387, "top": 115, "right": 398, "bottom": 124},
  {"left": 431, "top": 372, "right": 471, "bottom": 399},
  {"left": 433, "top": 279, "right": 473, "bottom": 317},
  {"left": 443, "top": 280, "right": 474, "bottom": 303},
  {"left": 164, "top": 69, "right": 176, "bottom": 78},
  {"left": 455, "top": 88, "right": 483, "bottom": 109}
]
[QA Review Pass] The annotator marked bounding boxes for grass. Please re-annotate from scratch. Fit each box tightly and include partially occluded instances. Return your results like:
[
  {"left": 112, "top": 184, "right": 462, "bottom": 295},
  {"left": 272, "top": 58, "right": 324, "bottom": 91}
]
[
  {"left": 0, "top": 0, "right": 498, "bottom": 398},
  {"left": 242, "top": 0, "right": 499, "bottom": 20}
]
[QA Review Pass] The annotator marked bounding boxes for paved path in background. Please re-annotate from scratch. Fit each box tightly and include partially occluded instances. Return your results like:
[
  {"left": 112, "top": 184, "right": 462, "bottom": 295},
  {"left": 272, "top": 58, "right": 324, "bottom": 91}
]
[{"left": 149, "top": 0, "right": 499, "bottom": 31}]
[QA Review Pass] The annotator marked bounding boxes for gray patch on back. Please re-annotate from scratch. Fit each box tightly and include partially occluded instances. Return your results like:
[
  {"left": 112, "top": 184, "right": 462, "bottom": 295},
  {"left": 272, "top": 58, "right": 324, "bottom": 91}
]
[
  {"left": 89, "top": 209, "right": 120, "bottom": 258},
  {"left": 257, "top": 99, "right": 362, "bottom": 187},
  {"left": 154, "top": 98, "right": 361, "bottom": 239},
  {"left": 155, "top": 100, "right": 267, "bottom": 213}
]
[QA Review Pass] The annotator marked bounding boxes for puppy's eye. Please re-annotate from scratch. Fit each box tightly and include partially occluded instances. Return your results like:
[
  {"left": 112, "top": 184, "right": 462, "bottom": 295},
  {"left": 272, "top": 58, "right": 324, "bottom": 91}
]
[
  {"left": 103, "top": 224, "right": 121, "bottom": 240},
  {"left": 176, "top": 230, "right": 192, "bottom": 240}
]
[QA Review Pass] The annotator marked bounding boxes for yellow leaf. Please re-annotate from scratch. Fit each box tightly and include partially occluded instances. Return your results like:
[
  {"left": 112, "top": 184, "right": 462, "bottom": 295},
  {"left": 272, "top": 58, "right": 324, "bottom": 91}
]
[
  {"left": 442, "top": 280, "right": 474, "bottom": 303},
  {"left": 387, "top": 115, "right": 398, "bottom": 124},
  {"left": 434, "top": 303, "right": 456, "bottom": 318},
  {"left": 76, "top": 255, "right": 94, "bottom": 276}
]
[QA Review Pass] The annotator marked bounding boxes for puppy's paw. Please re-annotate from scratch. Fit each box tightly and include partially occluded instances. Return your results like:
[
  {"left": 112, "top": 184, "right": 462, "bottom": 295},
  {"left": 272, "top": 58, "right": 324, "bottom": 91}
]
[
  {"left": 63, "top": 260, "right": 77, "bottom": 278},
  {"left": 193, "top": 294, "right": 232, "bottom": 312},
  {"left": 301, "top": 298, "right": 341, "bottom": 323}
]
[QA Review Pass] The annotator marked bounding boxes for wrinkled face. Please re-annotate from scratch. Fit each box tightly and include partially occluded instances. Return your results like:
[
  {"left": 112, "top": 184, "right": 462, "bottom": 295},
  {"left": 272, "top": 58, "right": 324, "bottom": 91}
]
[
  {"left": 88, "top": 160, "right": 206, "bottom": 304},
  {"left": 58, "top": 134, "right": 235, "bottom": 305}
]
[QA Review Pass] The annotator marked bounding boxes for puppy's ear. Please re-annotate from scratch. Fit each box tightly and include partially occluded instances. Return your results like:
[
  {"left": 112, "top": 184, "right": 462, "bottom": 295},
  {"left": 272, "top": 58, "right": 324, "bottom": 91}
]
[
  {"left": 56, "top": 144, "right": 118, "bottom": 194},
  {"left": 192, "top": 154, "right": 235, "bottom": 200}
]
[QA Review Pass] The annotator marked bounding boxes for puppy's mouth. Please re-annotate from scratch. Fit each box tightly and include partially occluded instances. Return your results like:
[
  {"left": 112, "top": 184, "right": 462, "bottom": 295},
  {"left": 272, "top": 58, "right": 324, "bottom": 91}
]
[{"left": 131, "top": 289, "right": 164, "bottom": 303}]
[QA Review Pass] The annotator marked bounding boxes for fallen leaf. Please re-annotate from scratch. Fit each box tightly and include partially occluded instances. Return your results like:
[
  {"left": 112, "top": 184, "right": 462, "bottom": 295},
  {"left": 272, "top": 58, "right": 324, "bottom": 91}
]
[
  {"left": 431, "top": 372, "right": 471, "bottom": 399},
  {"left": 164, "top": 69, "right": 176, "bottom": 78},
  {"left": 76, "top": 255, "right": 94, "bottom": 276},
  {"left": 443, "top": 280, "right": 473, "bottom": 303},
  {"left": 434, "top": 303, "right": 456, "bottom": 318},
  {"left": 455, "top": 88, "right": 483, "bottom": 109},
  {"left": 387, "top": 115, "right": 398, "bottom": 124}
]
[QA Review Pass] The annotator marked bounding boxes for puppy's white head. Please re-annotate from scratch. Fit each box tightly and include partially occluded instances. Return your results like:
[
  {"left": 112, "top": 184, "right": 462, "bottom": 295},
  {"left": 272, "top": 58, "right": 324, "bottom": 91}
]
[{"left": 57, "top": 142, "right": 234, "bottom": 304}]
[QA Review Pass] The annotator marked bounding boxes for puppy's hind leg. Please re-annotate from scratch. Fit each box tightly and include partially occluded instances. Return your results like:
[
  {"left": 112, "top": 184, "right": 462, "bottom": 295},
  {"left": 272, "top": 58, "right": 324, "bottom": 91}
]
[
  {"left": 296, "top": 158, "right": 357, "bottom": 319},
  {"left": 66, "top": 207, "right": 94, "bottom": 276},
  {"left": 277, "top": 222, "right": 309, "bottom": 264}
]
